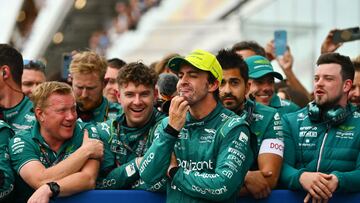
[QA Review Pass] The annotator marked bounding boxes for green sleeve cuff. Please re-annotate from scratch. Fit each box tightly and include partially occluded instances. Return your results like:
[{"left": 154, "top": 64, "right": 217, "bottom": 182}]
[{"left": 331, "top": 171, "right": 343, "bottom": 192}]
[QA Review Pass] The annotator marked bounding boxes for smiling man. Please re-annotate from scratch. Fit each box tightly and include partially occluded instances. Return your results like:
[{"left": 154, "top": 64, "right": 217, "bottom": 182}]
[
  {"left": 245, "top": 55, "right": 299, "bottom": 115},
  {"left": 96, "top": 62, "right": 166, "bottom": 190},
  {"left": 9, "top": 81, "right": 104, "bottom": 203}
]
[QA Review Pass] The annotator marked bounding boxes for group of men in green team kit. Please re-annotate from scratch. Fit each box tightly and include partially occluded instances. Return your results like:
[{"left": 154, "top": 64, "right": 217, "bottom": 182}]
[{"left": 0, "top": 42, "right": 360, "bottom": 203}]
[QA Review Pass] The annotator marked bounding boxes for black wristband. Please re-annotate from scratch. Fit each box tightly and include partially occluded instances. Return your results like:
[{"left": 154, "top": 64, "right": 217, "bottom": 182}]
[
  {"left": 0, "top": 170, "right": 4, "bottom": 187},
  {"left": 164, "top": 124, "right": 180, "bottom": 138},
  {"left": 168, "top": 167, "right": 179, "bottom": 179},
  {"left": 46, "top": 182, "right": 60, "bottom": 199}
]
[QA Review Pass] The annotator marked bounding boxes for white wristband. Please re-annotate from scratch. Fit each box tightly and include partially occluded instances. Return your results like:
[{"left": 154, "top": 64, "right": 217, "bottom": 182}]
[{"left": 259, "top": 138, "right": 284, "bottom": 157}]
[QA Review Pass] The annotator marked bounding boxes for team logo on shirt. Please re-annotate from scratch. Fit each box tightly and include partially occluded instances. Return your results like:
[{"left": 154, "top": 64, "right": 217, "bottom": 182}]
[
  {"left": 199, "top": 128, "right": 216, "bottom": 143},
  {"left": 25, "top": 114, "right": 35, "bottom": 122}
]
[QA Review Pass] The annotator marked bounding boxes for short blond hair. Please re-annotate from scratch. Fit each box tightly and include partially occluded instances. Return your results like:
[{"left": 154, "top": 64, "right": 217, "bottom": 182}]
[
  {"left": 30, "top": 81, "right": 73, "bottom": 109},
  {"left": 69, "top": 51, "right": 107, "bottom": 81}
]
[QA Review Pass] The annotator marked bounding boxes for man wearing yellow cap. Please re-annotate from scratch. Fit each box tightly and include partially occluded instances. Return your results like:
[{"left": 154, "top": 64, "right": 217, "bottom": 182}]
[{"left": 140, "top": 49, "right": 254, "bottom": 203}]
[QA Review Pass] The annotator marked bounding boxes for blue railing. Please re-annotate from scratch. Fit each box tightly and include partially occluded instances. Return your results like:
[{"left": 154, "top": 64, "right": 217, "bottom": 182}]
[{"left": 55, "top": 190, "right": 360, "bottom": 203}]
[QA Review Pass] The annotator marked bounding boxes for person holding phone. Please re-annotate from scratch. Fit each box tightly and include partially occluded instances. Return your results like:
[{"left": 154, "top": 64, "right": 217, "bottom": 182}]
[
  {"left": 265, "top": 31, "right": 311, "bottom": 102},
  {"left": 321, "top": 29, "right": 344, "bottom": 54},
  {"left": 140, "top": 49, "right": 254, "bottom": 203}
]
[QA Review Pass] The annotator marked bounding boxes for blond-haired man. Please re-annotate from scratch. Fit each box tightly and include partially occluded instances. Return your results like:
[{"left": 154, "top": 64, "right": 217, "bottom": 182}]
[
  {"left": 70, "top": 51, "right": 121, "bottom": 123},
  {"left": 9, "top": 81, "right": 103, "bottom": 203}
]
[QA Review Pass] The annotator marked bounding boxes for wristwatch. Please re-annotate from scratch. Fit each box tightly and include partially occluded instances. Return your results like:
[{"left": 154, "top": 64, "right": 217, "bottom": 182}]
[{"left": 46, "top": 182, "right": 60, "bottom": 199}]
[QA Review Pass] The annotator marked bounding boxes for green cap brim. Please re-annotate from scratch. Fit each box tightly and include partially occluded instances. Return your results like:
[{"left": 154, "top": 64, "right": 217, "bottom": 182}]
[{"left": 250, "top": 70, "right": 283, "bottom": 80}]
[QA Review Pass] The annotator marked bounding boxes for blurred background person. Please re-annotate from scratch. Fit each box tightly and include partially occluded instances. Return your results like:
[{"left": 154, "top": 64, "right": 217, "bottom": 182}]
[
  {"left": 0, "top": 44, "right": 35, "bottom": 132},
  {"left": 349, "top": 55, "right": 360, "bottom": 106},
  {"left": 21, "top": 59, "right": 46, "bottom": 97},
  {"left": 154, "top": 53, "right": 180, "bottom": 75},
  {"left": 103, "top": 58, "right": 126, "bottom": 103},
  {"left": 155, "top": 73, "right": 178, "bottom": 114}
]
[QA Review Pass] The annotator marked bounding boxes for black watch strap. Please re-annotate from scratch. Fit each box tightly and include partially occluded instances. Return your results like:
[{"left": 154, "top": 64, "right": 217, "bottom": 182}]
[{"left": 46, "top": 182, "right": 60, "bottom": 199}]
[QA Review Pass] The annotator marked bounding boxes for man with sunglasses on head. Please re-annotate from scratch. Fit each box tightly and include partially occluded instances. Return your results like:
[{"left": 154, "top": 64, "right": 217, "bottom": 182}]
[
  {"left": 22, "top": 60, "right": 47, "bottom": 97},
  {"left": 70, "top": 51, "right": 121, "bottom": 123},
  {"left": 0, "top": 44, "right": 35, "bottom": 132}
]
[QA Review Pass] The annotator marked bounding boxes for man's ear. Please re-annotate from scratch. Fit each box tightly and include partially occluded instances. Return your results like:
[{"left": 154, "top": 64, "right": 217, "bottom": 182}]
[
  {"left": 1, "top": 65, "right": 9, "bottom": 79},
  {"left": 116, "top": 89, "right": 121, "bottom": 104},
  {"left": 343, "top": 79, "right": 353, "bottom": 92},
  {"left": 208, "top": 80, "right": 219, "bottom": 93},
  {"left": 35, "top": 107, "right": 44, "bottom": 122},
  {"left": 154, "top": 87, "right": 159, "bottom": 101}
]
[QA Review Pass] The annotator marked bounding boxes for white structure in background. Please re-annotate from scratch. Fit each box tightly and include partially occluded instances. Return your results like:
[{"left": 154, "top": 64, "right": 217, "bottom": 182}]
[
  {"left": 107, "top": 0, "right": 360, "bottom": 92},
  {"left": 22, "top": 0, "right": 73, "bottom": 59},
  {"left": 106, "top": 0, "right": 243, "bottom": 64},
  {"left": 0, "top": 0, "right": 24, "bottom": 43}
]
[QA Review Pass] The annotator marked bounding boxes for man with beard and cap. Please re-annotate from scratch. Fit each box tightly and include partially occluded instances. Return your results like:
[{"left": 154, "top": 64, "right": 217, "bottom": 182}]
[
  {"left": 245, "top": 55, "right": 300, "bottom": 115},
  {"left": 70, "top": 51, "right": 121, "bottom": 123},
  {"left": 280, "top": 53, "right": 360, "bottom": 203},
  {"left": 139, "top": 49, "right": 253, "bottom": 203},
  {"left": 217, "top": 49, "right": 283, "bottom": 199}
]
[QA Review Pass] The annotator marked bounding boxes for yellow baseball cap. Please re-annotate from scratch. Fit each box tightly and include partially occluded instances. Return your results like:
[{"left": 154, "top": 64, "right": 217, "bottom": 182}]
[{"left": 168, "top": 49, "right": 222, "bottom": 83}]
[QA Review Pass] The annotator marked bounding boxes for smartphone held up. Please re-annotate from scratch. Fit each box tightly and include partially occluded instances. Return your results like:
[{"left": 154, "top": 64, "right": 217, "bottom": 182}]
[
  {"left": 332, "top": 27, "right": 360, "bottom": 43},
  {"left": 274, "top": 30, "right": 287, "bottom": 57}
]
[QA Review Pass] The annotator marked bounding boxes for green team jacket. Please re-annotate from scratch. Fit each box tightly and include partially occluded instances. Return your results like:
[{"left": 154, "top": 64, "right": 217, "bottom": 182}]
[
  {"left": 0, "top": 121, "right": 15, "bottom": 201},
  {"left": 1, "top": 96, "right": 35, "bottom": 132},
  {"left": 96, "top": 108, "right": 166, "bottom": 190},
  {"left": 269, "top": 94, "right": 300, "bottom": 115},
  {"left": 280, "top": 104, "right": 360, "bottom": 192},
  {"left": 140, "top": 103, "right": 254, "bottom": 203},
  {"left": 239, "top": 100, "right": 282, "bottom": 164},
  {"left": 9, "top": 121, "right": 100, "bottom": 203},
  {"left": 77, "top": 97, "right": 122, "bottom": 123}
]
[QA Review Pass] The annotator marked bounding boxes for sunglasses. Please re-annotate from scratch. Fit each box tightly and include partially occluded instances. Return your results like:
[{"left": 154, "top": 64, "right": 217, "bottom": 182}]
[{"left": 23, "top": 60, "right": 46, "bottom": 72}]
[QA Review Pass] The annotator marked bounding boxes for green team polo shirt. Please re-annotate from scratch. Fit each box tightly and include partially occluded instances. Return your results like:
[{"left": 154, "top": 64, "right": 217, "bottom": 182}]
[
  {"left": 140, "top": 103, "right": 254, "bottom": 203},
  {"left": 9, "top": 121, "right": 100, "bottom": 203},
  {"left": 280, "top": 104, "right": 360, "bottom": 192},
  {"left": 239, "top": 99, "right": 283, "bottom": 159},
  {"left": 1, "top": 96, "right": 35, "bottom": 132},
  {"left": 269, "top": 94, "right": 300, "bottom": 115},
  {"left": 0, "top": 121, "right": 15, "bottom": 201},
  {"left": 96, "top": 108, "right": 165, "bottom": 190},
  {"left": 77, "top": 97, "right": 122, "bottom": 123}
]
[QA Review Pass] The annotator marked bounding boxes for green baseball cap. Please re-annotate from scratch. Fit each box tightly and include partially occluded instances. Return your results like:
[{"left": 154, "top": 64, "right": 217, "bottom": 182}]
[
  {"left": 168, "top": 49, "right": 223, "bottom": 83},
  {"left": 245, "top": 55, "right": 283, "bottom": 80}
]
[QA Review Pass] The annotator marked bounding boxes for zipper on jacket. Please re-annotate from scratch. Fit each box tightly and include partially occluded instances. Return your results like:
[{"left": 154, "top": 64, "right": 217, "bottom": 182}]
[{"left": 316, "top": 127, "right": 330, "bottom": 172}]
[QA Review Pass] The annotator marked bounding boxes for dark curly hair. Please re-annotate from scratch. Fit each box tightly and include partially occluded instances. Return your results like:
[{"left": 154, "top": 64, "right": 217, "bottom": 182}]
[{"left": 117, "top": 62, "right": 158, "bottom": 88}]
